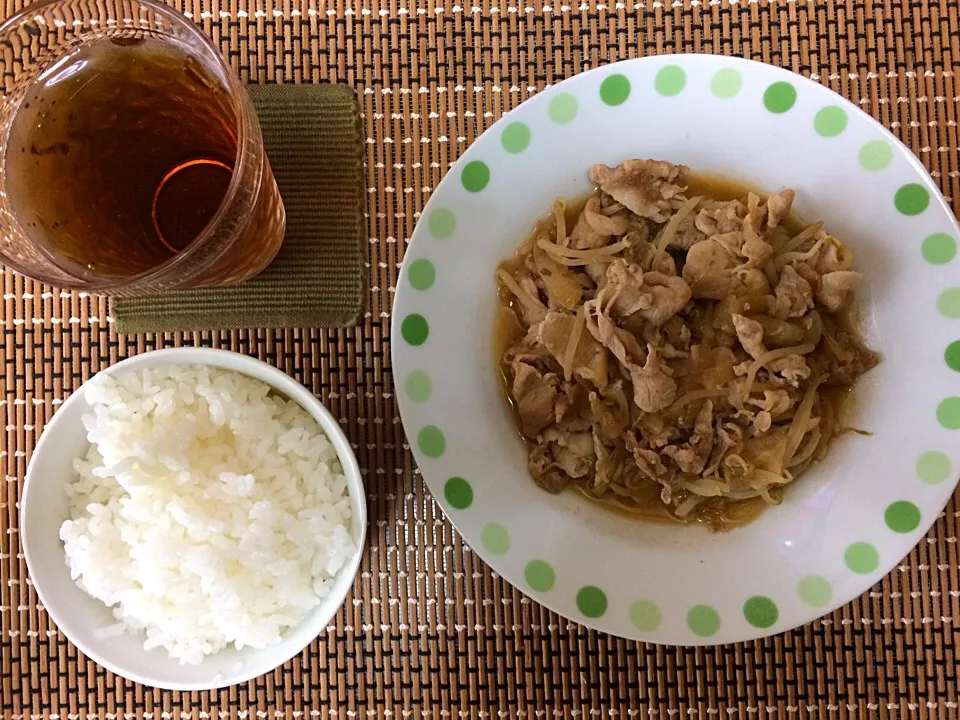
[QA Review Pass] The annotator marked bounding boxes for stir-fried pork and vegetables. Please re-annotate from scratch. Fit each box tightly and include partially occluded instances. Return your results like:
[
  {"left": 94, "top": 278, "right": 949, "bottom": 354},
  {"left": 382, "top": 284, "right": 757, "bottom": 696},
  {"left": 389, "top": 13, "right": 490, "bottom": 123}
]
[{"left": 496, "top": 159, "right": 879, "bottom": 530}]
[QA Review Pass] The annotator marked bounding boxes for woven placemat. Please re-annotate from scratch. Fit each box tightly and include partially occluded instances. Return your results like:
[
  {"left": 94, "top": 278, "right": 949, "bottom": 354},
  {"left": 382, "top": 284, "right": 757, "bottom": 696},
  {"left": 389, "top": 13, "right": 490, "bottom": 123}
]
[
  {"left": 3, "top": 0, "right": 960, "bottom": 717},
  {"left": 110, "top": 83, "right": 366, "bottom": 333}
]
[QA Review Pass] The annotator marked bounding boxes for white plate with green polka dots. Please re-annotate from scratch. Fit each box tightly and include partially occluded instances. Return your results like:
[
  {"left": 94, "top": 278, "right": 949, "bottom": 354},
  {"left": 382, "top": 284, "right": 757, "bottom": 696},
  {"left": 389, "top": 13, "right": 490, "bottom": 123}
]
[{"left": 391, "top": 55, "right": 960, "bottom": 645}]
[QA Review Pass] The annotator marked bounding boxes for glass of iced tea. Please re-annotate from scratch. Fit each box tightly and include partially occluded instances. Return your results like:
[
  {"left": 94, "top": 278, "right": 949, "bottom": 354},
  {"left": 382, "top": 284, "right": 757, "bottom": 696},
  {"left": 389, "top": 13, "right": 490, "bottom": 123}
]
[{"left": 0, "top": 0, "right": 285, "bottom": 296}]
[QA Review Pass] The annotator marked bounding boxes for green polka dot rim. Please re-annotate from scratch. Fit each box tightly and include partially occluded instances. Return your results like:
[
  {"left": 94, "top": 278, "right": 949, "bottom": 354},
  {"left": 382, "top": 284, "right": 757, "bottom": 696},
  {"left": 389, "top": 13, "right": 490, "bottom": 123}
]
[
  {"left": 922, "top": 233, "right": 957, "bottom": 265},
  {"left": 938, "top": 289, "right": 960, "bottom": 319},
  {"left": 936, "top": 397, "right": 960, "bottom": 430},
  {"left": 858, "top": 140, "right": 893, "bottom": 171},
  {"left": 427, "top": 208, "right": 456, "bottom": 239},
  {"left": 813, "top": 105, "right": 848, "bottom": 137},
  {"left": 844, "top": 543, "right": 880, "bottom": 574},
  {"left": 654, "top": 65, "right": 686, "bottom": 96},
  {"left": 687, "top": 605, "right": 721, "bottom": 638},
  {"left": 400, "top": 314, "right": 429, "bottom": 346},
  {"left": 576, "top": 586, "right": 608, "bottom": 618},
  {"left": 916, "top": 451, "right": 951, "bottom": 485},
  {"left": 743, "top": 596, "right": 778, "bottom": 629},
  {"left": 403, "top": 370, "right": 431, "bottom": 403},
  {"left": 407, "top": 258, "right": 436, "bottom": 291},
  {"left": 501, "top": 122, "right": 531, "bottom": 154},
  {"left": 524, "top": 560, "right": 556, "bottom": 592},
  {"left": 481, "top": 523, "right": 510, "bottom": 555},
  {"left": 763, "top": 81, "right": 797, "bottom": 113},
  {"left": 417, "top": 425, "right": 445, "bottom": 459},
  {"left": 548, "top": 92, "right": 578, "bottom": 124},
  {"left": 599, "top": 74, "right": 631, "bottom": 106},
  {"left": 444, "top": 477, "right": 474, "bottom": 510},
  {"left": 461, "top": 161, "right": 490, "bottom": 193},
  {"left": 393, "top": 55, "right": 960, "bottom": 647},
  {"left": 944, "top": 341, "right": 960, "bottom": 372},
  {"left": 797, "top": 576, "right": 832, "bottom": 607},
  {"left": 885, "top": 501, "right": 921, "bottom": 533},
  {"left": 629, "top": 600, "right": 662, "bottom": 631},
  {"left": 710, "top": 68, "right": 742, "bottom": 99},
  {"left": 894, "top": 183, "right": 931, "bottom": 216}
]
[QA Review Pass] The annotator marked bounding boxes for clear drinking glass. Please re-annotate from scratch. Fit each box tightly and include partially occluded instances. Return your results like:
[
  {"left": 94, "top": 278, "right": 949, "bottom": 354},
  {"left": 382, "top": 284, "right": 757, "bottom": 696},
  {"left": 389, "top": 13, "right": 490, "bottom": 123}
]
[{"left": 0, "top": 0, "right": 285, "bottom": 296}]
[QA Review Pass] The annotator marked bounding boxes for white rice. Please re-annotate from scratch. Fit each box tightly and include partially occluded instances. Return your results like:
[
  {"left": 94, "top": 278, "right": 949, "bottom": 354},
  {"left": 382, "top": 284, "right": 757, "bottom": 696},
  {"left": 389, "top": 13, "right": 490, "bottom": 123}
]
[{"left": 59, "top": 364, "right": 354, "bottom": 665}]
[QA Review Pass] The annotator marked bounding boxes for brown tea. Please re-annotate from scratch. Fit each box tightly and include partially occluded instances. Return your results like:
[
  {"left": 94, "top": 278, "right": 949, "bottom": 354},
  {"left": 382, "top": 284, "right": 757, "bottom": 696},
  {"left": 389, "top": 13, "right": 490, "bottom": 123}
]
[{"left": 6, "top": 36, "right": 243, "bottom": 278}]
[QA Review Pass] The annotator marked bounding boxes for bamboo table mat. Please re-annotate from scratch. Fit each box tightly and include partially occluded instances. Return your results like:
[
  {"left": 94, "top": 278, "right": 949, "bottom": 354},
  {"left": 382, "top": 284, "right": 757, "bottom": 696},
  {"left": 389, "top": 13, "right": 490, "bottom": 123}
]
[{"left": 2, "top": 0, "right": 959, "bottom": 717}]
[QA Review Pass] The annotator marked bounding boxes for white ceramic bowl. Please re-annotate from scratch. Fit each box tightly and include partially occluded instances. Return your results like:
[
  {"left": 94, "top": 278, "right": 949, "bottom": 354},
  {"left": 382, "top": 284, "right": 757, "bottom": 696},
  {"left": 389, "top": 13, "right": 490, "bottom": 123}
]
[
  {"left": 21, "top": 347, "right": 366, "bottom": 690},
  {"left": 392, "top": 55, "right": 960, "bottom": 645}
]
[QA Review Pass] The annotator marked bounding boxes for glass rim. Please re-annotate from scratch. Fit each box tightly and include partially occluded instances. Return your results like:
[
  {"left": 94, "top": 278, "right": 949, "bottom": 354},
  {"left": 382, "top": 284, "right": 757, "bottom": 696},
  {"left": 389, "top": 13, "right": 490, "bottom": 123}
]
[{"left": 0, "top": 0, "right": 262, "bottom": 292}]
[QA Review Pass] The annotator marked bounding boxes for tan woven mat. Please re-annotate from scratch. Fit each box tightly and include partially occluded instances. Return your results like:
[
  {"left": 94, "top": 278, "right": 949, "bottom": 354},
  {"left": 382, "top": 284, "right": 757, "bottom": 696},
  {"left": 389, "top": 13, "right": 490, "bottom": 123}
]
[{"left": 2, "top": 0, "right": 959, "bottom": 717}]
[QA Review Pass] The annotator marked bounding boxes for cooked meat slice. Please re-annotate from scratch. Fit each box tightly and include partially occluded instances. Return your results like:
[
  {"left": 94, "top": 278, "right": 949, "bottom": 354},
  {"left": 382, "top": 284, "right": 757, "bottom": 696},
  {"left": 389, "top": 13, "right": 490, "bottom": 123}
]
[
  {"left": 670, "top": 213, "right": 707, "bottom": 250},
  {"left": 741, "top": 231, "right": 773, "bottom": 267},
  {"left": 589, "top": 160, "right": 688, "bottom": 223},
  {"left": 527, "top": 444, "right": 570, "bottom": 493},
  {"left": 511, "top": 361, "right": 560, "bottom": 438},
  {"left": 816, "top": 240, "right": 847, "bottom": 274},
  {"left": 625, "top": 436, "right": 668, "bottom": 480},
  {"left": 571, "top": 196, "right": 613, "bottom": 250},
  {"left": 585, "top": 301, "right": 676, "bottom": 412},
  {"left": 537, "top": 435, "right": 593, "bottom": 481},
  {"left": 662, "top": 316, "right": 692, "bottom": 350},
  {"left": 624, "top": 236, "right": 677, "bottom": 275},
  {"left": 585, "top": 300, "right": 646, "bottom": 367},
  {"left": 641, "top": 272, "right": 692, "bottom": 327},
  {"left": 603, "top": 260, "right": 691, "bottom": 328},
  {"left": 604, "top": 260, "right": 652, "bottom": 317},
  {"left": 553, "top": 382, "right": 592, "bottom": 429},
  {"left": 703, "top": 421, "right": 742, "bottom": 477},
  {"left": 711, "top": 231, "right": 744, "bottom": 256},
  {"left": 772, "top": 264, "right": 814, "bottom": 318},
  {"left": 765, "top": 189, "right": 795, "bottom": 230},
  {"left": 825, "top": 331, "right": 880, "bottom": 385},
  {"left": 792, "top": 262, "right": 822, "bottom": 291},
  {"left": 636, "top": 413, "right": 671, "bottom": 450},
  {"left": 625, "top": 434, "right": 679, "bottom": 503},
  {"left": 589, "top": 381, "right": 631, "bottom": 440},
  {"left": 583, "top": 202, "right": 633, "bottom": 237},
  {"left": 682, "top": 239, "right": 739, "bottom": 299},
  {"left": 695, "top": 200, "right": 745, "bottom": 236},
  {"left": 541, "top": 428, "right": 595, "bottom": 478},
  {"left": 506, "top": 345, "right": 554, "bottom": 372},
  {"left": 752, "top": 410, "right": 773, "bottom": 433},
  {"left": 663, "top": 443, "right": 708, "bottom": 475},
  {"left": 745, "top": 189, "right": 795, "bottom": 236},
  {"left": 816, "top": 270, "right": 862, "bottom": 312},
  {"left": 768, "top": 354, "right": 811, "bottom": 386},
  {"left": 537, "top": 311, "right": 609, "bottom": 387},
  {"left": 527, "top": 428, "right": 596, "bottom": 492},
  {"left": 732, "top": 314, "right": 766, "bottom": 360},
  {"left": 663, "top": 400, "right": 715, "bottom": 475},
  {"left": 541, "top": 426, "right": 591, "bottom": 451},
  {"left": 629, "top": 344, "right": 676, "bottom": 413}
]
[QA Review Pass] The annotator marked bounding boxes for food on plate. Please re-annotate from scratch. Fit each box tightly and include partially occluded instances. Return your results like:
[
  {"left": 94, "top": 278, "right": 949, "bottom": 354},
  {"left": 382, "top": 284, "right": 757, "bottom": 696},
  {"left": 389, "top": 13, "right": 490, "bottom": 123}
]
[
  {"left": 59, "top": 365, "right": 354, "bottom": 664},
  {"left": 495, "top": 159, "right": 879, "bottom": 530}
]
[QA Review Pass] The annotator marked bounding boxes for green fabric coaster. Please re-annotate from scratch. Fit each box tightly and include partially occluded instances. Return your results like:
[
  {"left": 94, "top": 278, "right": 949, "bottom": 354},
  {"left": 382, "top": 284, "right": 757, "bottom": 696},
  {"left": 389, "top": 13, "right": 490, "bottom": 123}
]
[{"left": 111, "top": 84, "right": 366, "bottom": 333}]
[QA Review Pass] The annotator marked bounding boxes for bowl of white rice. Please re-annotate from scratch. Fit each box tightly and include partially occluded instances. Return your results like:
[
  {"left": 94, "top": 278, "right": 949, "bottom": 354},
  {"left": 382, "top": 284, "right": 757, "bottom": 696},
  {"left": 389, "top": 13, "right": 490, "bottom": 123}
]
[{"left": 21, "top": 347, "right": 366, "bottom": 691}]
